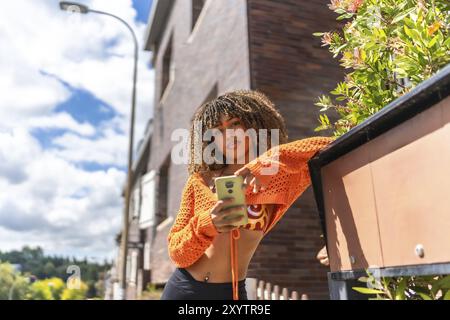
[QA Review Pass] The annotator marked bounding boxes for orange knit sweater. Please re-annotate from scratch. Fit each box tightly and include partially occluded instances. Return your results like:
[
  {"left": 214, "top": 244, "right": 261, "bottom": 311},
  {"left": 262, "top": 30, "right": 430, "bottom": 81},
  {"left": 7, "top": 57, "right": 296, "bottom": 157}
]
[{"left": 167, "top": 136, "right": 335, "bottom": 300}]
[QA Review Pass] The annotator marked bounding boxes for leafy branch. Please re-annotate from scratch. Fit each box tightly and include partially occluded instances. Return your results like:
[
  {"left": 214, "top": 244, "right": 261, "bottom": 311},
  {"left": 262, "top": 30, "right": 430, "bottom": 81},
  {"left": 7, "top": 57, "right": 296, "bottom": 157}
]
[{"left": 314, "top": 0, "right": 450, "bottom": 137}]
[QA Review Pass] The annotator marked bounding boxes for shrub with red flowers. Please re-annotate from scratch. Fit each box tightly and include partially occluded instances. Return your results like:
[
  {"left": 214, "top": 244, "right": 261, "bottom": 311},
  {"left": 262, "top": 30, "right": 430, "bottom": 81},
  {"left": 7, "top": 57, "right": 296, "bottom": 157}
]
[{"left": 314, "top": 0, "right": 450, "bottom": 136}]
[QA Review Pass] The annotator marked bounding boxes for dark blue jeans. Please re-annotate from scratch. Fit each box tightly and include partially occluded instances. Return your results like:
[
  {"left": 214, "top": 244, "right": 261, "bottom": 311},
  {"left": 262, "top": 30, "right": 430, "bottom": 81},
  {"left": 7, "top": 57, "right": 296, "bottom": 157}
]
[{"left": 160, "top": 268, "right": 248, "bottom": 300}]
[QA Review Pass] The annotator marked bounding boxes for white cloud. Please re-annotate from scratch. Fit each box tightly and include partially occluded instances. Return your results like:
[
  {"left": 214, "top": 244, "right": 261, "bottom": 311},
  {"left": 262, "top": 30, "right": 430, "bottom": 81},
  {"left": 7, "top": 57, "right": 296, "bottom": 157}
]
[
  {"left": 52, "top": 124, "right": 128, "bottom": 166},
  {"left": 0, "top": 129, "right": 126, "bottom": 259},
  {"left": 26, "top": 112, "right": 96, "bottom": 136},
  {"left": 0, "top": 0, "right": 154, "bottom": 147},
  {"left": 0, "top": 0, "right": 154, "bottom": 260}
]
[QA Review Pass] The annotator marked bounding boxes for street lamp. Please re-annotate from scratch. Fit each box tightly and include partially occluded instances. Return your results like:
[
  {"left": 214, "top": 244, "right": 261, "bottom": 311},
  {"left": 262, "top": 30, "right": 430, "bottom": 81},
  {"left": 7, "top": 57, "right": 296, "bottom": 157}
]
[
  {"left": 59, "top": 1, "right": 138, "bottom": 300},
  {"left": 59, "top": 1, "right": 88, "bottom": 13}
]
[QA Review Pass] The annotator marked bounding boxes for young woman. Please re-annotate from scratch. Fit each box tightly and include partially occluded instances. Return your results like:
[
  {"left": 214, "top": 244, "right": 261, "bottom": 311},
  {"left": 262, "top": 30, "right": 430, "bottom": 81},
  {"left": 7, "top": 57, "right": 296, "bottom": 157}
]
[{"left": 160, "top": 90, "right": 335, "bottom": 300}]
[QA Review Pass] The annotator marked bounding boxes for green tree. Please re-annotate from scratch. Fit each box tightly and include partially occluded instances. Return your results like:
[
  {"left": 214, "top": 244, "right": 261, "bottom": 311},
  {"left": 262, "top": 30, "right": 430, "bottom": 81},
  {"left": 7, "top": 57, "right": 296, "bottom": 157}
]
[
  {"left": 0, "top": 246, "right": 111, "bottom": 298},
  {"left": 43, "top": 261, "right": 56, "bottom": 278},
  {"left": 0, "top": 262, "right": 30, "bottom": 300},
  {"left": 61, "top": 278, "right": 88, "bottom": 300},
  {"left": 27, "top": 278, "right": 65, "bottom": 300}
]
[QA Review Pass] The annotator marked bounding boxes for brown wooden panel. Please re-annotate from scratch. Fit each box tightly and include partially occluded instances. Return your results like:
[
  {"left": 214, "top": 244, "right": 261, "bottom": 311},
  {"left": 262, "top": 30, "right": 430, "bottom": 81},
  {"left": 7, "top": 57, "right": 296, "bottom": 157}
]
[
  {"left": 322, "top": 143, "right": 384, "bottom": 272},
  {"left": 370, "top": 96, "right": 450, "bottom": 267},
  {"left": 322, "top": 95, "right": 450, "bottom": 272}
]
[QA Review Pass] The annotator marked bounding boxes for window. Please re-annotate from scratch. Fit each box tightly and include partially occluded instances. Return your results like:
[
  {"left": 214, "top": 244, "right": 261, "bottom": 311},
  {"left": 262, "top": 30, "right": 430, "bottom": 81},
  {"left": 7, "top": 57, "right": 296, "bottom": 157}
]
[
  {"left": 139, "top": 170, "right": 156, "bottom": 229},
  {"left": 131, "top": 180, "right": 141, "bottom": 219},
  {"left": 156, "top": 154, "right": 170, "bottom": 225},
  {"left": 143, "top": 241, "right": 151, "bottom": 271},
  {"left": 192, "top": 0, "right": 206, "bottom": 32},
  {"left": 129, "top": 250, "right": 138, "bottom": 285},
  {"left": 160, "top": 33, "right": 173, "bottom": 100}
]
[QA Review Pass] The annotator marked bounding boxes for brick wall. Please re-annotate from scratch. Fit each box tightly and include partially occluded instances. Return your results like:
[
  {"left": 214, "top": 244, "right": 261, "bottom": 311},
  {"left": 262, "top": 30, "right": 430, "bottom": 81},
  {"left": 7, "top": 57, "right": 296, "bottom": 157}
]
[{"left": 246, "top": 0, "right": 344, "bottom": 299}]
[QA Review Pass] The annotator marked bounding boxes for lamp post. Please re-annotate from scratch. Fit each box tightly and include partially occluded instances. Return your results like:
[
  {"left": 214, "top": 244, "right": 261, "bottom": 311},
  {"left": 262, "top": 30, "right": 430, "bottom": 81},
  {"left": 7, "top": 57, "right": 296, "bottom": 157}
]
[{"left": 59, "top": 1, "right": 138, "bottom": 300}]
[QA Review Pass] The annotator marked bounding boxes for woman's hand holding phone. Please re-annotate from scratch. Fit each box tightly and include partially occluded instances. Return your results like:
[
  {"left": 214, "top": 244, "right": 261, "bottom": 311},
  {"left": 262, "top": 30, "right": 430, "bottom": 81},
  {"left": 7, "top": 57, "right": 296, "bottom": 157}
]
[{"left": 209, "top": 198, "right": 246, "bottom": 233}]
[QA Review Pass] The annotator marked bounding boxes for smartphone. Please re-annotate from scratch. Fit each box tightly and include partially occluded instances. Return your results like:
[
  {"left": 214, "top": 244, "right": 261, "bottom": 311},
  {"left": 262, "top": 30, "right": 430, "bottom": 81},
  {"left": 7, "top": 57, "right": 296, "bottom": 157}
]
[{"left": 214, "top": 175, "right": 248, "bottom": 227}]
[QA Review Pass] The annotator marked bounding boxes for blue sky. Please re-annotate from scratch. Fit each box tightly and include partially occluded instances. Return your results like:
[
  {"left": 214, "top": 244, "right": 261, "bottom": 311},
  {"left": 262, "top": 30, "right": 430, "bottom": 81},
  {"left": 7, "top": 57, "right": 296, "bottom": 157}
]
[
  {"left": 133, "top": 0, "right": 153, "bottom": 23},
  {"left": 31, "top": 0, "right": 153, "bottom": 167},
  {"left": 0, "top": 0, "right": 155, "bottom": 260}
]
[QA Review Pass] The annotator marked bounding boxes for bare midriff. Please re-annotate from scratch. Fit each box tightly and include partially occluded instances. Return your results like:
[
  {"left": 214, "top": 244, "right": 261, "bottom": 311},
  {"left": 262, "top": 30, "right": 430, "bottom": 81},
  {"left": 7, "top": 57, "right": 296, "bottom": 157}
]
[{"left": 185, "top": 204, "right": 275, "bottom": 283}]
